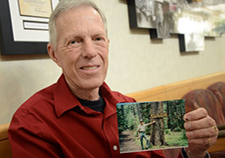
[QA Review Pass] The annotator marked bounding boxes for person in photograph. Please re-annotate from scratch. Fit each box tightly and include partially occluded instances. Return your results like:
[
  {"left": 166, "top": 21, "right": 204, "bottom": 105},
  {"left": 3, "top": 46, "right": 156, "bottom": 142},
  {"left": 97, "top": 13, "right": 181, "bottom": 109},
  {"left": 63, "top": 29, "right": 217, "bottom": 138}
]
[
  {"left": 135, "top": 0, "right": 143, "bottom": 24},
  {"left": 138, "top": 119, "right": 156, "bottom": 150},
  {"left": 8, "top": 0, "right": 218, "bottom": 157},
  {"left": 146, "top": 0, "right": 156, "bottom": 26},
  {"left": 155, "top": 2, "right": 164, "bottom": 37}
]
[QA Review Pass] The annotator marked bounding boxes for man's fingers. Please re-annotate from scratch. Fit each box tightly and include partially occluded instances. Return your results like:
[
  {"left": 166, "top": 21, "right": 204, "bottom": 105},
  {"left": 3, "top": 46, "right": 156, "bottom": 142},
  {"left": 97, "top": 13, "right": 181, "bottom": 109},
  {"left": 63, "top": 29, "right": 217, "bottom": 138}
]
[
  {"left": 183, "top": 108, "right": 208, "bottom": 121},
  {"left": 188, "top": 135, "right": 217, "bottom": 146},
  {"left": 184, "top": 115, "right": 216, "bottom": 131},
  {"left": 186, "top": 126, "right": 218, "bottom": 139}
]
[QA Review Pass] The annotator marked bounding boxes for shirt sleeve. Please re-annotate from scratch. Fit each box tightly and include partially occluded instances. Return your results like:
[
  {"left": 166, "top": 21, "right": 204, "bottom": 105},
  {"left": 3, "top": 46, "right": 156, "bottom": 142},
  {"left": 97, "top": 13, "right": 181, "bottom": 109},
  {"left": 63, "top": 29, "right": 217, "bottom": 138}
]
[
  {"left": 180, "top": 148, "right": 210, "bottom": 158},
  {"left": 8, "top": 113, "right": 62, "bottom": 158}
]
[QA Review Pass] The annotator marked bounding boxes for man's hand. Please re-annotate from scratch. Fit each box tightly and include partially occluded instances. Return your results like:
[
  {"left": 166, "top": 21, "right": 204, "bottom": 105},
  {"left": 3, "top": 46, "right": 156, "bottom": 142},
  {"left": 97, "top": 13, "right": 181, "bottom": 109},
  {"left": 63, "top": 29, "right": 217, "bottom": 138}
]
[{"left": 183, "top": 108, "right": 218, "bottom": 158}]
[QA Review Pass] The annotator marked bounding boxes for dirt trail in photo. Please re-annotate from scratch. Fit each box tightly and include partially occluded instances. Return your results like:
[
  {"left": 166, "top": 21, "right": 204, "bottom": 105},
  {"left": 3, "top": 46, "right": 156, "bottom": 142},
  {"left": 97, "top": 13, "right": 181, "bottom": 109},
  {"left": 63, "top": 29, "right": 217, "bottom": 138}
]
[{"left": 119, "top": 130, "right": 141, "bottom": 152}]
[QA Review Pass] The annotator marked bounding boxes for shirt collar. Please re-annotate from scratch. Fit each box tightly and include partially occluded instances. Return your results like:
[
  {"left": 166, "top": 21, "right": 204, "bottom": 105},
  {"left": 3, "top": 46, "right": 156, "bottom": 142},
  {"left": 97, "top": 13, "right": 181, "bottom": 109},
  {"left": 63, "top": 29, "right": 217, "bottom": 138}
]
[
  {"left": 54, "top": 74, "right": 80, "bottom": 117},
  {"left": 53, "top": 74, "right": 129, "bottom": 118}
]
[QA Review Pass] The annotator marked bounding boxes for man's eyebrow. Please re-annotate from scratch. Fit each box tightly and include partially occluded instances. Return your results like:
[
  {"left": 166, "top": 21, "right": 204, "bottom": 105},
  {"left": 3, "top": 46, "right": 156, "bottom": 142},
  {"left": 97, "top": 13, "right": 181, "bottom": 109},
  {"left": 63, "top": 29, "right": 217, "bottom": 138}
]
[{"left": 64, "top": 34, "right": 81, "bottom": 41}]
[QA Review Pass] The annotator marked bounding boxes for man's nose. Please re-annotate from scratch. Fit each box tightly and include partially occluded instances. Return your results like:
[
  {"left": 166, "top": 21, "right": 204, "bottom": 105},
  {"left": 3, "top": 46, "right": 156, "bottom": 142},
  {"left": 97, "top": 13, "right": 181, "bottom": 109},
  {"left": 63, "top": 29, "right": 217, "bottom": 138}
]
[{"left": 81, "top": 40, "right": 97, "bottom": 58}]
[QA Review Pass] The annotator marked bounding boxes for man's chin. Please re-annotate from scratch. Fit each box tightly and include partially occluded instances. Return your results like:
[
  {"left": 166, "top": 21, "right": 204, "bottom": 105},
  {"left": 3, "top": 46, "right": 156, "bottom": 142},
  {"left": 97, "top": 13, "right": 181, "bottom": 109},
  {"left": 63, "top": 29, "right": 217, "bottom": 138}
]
[{"left": 81, "top": 80, "right": 104, "bottom": 90}]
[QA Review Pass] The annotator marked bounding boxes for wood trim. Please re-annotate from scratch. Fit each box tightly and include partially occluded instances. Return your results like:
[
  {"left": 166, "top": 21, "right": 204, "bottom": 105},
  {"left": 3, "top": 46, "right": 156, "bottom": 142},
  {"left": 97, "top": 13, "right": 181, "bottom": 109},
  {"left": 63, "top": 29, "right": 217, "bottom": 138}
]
[
  {"left": 208, "top": 137, "right": 225, "bottom": 153},
  {"left": 0, "top": 123, "right": 9, "bottom": 141},
  {"left": 127, "top": 71, "right": 225, "bottom": 102},
  {"left": 0, "top": 123, "right": 12, "bottom": 158}
]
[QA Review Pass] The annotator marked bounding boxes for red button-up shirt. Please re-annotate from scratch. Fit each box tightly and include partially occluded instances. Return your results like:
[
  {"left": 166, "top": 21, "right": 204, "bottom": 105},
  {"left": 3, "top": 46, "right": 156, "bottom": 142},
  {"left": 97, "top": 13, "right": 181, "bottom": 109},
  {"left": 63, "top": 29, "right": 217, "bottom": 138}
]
[{"left": 9, "top": 75, "right": 179, "bottom": 158}]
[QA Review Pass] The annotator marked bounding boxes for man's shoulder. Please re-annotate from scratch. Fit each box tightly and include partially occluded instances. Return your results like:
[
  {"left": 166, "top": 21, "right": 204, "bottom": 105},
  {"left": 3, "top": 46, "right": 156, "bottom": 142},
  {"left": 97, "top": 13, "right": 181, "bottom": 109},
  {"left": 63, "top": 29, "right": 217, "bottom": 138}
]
[{"left": 14, "top": 83, "right": 56, "bottom": 117}]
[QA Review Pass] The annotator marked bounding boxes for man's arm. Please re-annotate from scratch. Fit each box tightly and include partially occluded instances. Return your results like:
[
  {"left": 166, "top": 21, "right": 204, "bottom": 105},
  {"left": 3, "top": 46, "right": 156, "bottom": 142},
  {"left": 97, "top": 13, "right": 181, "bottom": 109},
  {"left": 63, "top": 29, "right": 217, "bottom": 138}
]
[
  {"left": 183, "top": 108, "right": 218, "bottom": 158},
  {"left": 146, "top": 120, "right": 156, "bottom": 126},
  {"left": 8, "top": 114, "right": 62, "bottom": 158}
]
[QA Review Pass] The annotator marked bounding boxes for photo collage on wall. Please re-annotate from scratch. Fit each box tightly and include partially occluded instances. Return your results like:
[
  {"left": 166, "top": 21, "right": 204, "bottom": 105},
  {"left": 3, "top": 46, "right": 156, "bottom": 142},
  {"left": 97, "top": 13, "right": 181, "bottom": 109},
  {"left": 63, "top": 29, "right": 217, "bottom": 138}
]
[{"left": 127, "top": 0, "right": 225, "bottom": 52}]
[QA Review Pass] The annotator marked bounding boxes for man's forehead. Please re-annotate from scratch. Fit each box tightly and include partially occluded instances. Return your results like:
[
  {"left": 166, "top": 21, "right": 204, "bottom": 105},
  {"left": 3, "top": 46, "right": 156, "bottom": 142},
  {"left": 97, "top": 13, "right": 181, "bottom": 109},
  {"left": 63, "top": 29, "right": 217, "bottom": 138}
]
[
  {"left": 56, "top": 6, "right": 103, "bottom": 27},
  {"left": 59, "top": 6, "right": 99, "bottom": 20}
]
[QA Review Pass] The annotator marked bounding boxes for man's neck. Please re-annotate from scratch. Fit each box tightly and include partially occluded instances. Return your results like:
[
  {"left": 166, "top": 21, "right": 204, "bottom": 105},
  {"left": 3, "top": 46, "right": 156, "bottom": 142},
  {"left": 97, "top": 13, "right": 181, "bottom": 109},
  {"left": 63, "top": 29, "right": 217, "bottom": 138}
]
[
  {"left": 65, "top": 76, "right": 100, "bottom": 101},
  {"left": 72, "top": 88, "right": 100, "bottom": 101}
]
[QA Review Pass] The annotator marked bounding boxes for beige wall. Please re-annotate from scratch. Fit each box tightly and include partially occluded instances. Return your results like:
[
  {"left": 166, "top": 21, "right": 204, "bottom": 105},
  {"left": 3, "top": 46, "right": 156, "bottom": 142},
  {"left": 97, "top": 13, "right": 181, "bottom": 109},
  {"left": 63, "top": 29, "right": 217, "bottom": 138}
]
[{"left": 1, "top": 0, "right": 225, "bottom": 124}]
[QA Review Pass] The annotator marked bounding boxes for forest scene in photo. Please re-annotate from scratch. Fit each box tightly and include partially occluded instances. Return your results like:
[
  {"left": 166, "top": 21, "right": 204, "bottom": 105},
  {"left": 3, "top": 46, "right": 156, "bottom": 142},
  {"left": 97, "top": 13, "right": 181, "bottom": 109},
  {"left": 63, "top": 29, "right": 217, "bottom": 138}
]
[{"left": 116, "top": 99, "right": 188, "bottom": 153}]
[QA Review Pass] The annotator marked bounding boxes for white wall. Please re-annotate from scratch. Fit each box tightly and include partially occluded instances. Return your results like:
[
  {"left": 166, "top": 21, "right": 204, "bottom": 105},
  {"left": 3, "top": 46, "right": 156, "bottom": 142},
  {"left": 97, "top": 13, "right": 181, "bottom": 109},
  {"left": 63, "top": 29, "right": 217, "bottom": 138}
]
[{"left": 0, "top": 0, "right": 225, "bottom": 124}]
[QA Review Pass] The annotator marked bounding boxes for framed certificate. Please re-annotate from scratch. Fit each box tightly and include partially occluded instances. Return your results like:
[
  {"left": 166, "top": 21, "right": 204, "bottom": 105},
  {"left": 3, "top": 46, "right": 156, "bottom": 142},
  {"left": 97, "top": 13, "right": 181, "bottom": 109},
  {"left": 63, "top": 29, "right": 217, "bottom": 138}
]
[
  {"left": 0, "top": 0, "right": 59, "bottom": 55},
  {"left": 18, "top": 0, "right": 52, "bottom": 18}
]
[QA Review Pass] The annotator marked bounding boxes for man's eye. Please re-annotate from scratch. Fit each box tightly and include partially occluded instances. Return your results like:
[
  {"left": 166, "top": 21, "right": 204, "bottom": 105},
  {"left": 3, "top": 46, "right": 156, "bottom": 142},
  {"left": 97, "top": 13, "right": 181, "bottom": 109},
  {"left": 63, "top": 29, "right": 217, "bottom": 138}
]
[
  {"left": 95, "top": 37, "right": 103, "bottom": 41},
  {"left": 70, "top": 41, "right": 76, "bottom": 44}
]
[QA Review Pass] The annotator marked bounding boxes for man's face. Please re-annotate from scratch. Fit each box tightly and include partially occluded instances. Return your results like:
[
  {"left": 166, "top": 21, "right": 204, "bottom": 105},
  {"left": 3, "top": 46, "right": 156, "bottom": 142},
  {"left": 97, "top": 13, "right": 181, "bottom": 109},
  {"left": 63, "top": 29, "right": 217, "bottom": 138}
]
[
  {"left": 49, "top": 7, "right": 109, "bottom": 93},
  {"left": 140, "top": 121, "right": 143, "bottom": 125}
]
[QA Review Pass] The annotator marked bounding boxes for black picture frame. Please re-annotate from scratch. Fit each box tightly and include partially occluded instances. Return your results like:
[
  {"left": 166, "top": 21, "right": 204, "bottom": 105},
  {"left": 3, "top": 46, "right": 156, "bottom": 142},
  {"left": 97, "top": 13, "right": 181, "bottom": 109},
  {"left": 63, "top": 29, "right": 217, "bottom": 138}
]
[{"left": 0, "top": 0, "right": 48, "bottom": 55}]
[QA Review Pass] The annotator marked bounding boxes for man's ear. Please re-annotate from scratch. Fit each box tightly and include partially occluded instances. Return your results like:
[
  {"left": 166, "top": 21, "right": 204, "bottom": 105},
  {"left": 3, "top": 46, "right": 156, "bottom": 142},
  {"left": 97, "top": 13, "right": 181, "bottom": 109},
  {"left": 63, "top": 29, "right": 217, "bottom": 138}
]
[{"left": 47, "top": 43, "right": 61, "bottom": 67}]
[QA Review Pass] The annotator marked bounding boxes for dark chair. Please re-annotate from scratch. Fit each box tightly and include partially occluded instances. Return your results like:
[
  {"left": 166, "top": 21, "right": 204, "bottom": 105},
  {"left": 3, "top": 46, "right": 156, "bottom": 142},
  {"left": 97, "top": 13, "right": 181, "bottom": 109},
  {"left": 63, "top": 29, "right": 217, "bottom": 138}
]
[
  {"left": 182, "top": 89, "right": 225, "bottom": 125},
  {"left": 207, "top": 82, "right": 225, "bottom": 117}
]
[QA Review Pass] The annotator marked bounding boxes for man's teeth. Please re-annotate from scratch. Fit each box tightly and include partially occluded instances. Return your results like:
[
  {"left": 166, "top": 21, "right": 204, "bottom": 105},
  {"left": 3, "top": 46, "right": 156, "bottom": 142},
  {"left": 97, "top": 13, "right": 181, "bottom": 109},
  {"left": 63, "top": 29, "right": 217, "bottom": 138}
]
[{"left": 82, "top": 66, "right": 98, "bottom": 70}]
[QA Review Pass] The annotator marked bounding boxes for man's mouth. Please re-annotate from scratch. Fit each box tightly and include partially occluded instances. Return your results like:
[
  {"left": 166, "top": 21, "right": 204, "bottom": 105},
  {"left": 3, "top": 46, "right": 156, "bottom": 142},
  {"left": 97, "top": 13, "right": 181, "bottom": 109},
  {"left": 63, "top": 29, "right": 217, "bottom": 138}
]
[{"left": 81, "top": 66, "right": 99, "bottom": 70}]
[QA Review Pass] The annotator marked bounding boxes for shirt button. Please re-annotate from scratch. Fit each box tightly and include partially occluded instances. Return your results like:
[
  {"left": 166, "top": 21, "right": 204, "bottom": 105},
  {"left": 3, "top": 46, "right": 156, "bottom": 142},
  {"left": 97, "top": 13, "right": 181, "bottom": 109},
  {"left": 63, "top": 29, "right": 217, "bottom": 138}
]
[{"left": 113, "top": 145, "right": 118, "bottom": 151}]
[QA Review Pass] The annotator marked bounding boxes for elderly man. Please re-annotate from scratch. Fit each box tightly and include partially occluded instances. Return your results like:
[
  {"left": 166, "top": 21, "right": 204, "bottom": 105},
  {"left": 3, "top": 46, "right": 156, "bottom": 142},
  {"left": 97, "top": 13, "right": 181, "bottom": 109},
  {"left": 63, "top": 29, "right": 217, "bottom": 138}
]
[{"left": 8, "top": 0, "right": 218, "bottom": 157}]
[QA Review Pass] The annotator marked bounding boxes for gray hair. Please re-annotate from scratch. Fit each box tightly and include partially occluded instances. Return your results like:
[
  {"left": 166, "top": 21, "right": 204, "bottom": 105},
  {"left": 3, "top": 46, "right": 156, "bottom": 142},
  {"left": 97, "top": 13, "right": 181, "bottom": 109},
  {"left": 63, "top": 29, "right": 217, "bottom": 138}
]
[{"left": 48, "top": 0, "right": 108, "bottom": 49}]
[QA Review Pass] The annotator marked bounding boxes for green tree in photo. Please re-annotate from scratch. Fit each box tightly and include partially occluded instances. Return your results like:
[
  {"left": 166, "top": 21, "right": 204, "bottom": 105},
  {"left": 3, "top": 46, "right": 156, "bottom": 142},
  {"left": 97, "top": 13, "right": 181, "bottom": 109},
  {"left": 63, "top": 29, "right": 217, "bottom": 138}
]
[
  {"left": 117, "top": 104, "right": 126, "bottom": 134},
  {"left": 166, "top": 100, "right": 185, "bottom": 132}
]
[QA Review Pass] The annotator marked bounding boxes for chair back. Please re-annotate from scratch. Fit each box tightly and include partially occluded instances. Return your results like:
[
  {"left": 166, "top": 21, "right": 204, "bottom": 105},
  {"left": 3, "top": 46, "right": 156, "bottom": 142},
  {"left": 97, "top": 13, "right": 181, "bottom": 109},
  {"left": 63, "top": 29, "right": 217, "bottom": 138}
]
[
  {"left": 182, "top": 89, "right": 225, "bottom": 125},
  {"left": 207, "top": 82, "right": 225, "bottom": 117}
]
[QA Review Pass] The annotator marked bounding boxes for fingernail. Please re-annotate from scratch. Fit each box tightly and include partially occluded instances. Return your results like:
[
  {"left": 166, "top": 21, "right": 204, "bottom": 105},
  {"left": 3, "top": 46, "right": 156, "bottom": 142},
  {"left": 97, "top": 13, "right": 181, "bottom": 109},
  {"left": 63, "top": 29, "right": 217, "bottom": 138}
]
[
  {"left": 185, "top": 123, "right": 191, "bottom": 130},
  {"left": 186, "top": 131, "right": 193, "bottom": 138},
  {"left": 185, "top": 116, "right": 191, "bottom": 121}
]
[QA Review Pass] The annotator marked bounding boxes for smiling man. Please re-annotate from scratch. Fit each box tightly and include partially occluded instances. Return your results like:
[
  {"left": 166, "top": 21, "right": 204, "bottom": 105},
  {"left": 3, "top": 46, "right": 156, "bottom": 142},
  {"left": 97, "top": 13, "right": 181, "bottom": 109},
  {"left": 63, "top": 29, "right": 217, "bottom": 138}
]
[
  {"left": 8, "top": 0, "right": 218, "bottom": 158},
  {"left": 47, "top": 3, "right": 109, "bottom": 101}
]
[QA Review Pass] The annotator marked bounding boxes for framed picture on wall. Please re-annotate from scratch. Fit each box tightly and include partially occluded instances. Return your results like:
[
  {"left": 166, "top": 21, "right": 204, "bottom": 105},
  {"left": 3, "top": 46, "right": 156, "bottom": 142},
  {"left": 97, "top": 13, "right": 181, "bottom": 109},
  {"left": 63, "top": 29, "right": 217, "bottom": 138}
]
[
  {"left": 0, "top": 0, "right": 59, "bottom": 55},
  {"left": 127, "top": 0, "right": 225, "bottom": 52}
]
